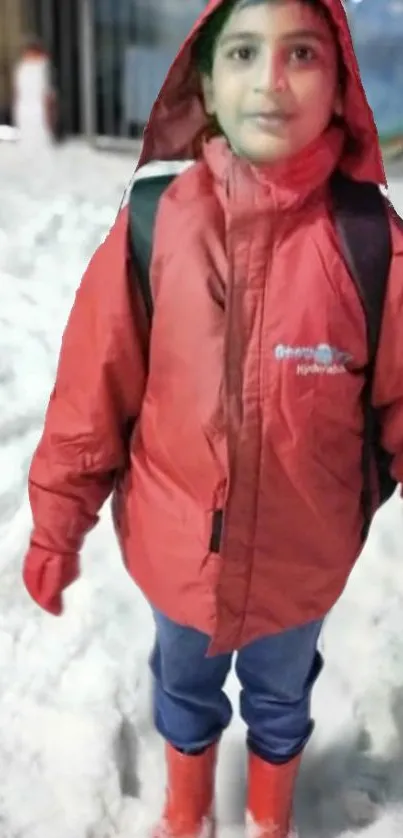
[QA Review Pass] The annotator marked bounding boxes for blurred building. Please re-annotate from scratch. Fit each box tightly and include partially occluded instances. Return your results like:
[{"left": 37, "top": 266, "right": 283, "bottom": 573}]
[
  {"left": 0, "top": 0, "right": 22, "bottom": 124},
  {"left": 0, "top": 0, "right": 205, "bottom": 146}
]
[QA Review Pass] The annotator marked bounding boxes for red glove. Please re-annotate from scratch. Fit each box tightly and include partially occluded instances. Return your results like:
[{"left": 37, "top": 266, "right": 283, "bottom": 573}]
[{"left": 23, "top": 545, "right": 79, "bottom": 615}]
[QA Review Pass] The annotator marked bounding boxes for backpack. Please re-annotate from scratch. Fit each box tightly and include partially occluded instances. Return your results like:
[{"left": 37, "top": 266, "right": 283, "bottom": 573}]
[{"left": 128, "top": 164, "right": 396, "bottom": 542}]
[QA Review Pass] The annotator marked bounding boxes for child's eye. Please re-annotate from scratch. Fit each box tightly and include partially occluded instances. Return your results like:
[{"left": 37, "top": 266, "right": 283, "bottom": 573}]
[
  {"left": 288, "top": 45, "right": 316, "bottom": 64},
  {"left": 227, "top": 45, "right": 257, "bottom": 63}
]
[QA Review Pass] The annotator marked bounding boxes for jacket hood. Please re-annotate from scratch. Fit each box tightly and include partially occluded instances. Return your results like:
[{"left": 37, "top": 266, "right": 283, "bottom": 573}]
[{"left": 137, "top": 0, "right": 385, "bottom": 185}]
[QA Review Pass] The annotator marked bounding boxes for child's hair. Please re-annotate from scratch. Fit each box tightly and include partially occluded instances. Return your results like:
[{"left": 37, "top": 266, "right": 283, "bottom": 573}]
[
  {"left": 19, "top": 34, "right": 47, "bottom": 59},
  {"left": 194, "top": 0, "right": 339, "bottom": 77}
]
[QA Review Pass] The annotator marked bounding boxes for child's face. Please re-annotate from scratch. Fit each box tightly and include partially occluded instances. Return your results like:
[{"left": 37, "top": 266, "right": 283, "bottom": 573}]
[{"left": 202, "top": 0, "right": 342, "bottom": 164}]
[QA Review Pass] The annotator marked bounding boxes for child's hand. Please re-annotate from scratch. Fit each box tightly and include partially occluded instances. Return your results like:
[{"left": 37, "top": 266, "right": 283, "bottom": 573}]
[{"left": 22, "top": 546, "right": 79, "bottom": 615}]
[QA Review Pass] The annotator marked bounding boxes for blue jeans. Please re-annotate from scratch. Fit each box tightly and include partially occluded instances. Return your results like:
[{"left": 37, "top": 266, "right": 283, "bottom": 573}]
[{"left": 150, "top": 611, "right": 323, "bottom": 764}]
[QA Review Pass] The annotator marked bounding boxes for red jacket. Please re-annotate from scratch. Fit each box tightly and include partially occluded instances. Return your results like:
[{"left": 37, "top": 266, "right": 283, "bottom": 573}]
[{"left": 23, "top": 0, "right": 403, "bottom": 654}]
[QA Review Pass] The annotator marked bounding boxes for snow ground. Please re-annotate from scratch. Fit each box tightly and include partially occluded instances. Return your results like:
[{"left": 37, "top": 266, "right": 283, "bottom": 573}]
[{"left": 2, "top": 139, "right": 403, "bottom": 838}]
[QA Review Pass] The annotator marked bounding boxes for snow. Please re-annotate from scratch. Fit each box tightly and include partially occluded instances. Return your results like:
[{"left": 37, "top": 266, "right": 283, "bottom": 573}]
[{"left": 1, "top": 139, "right": 403, "bottom": 838}]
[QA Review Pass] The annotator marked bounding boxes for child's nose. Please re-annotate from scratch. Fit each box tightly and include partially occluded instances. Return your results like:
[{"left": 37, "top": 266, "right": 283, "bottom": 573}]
[{"left": 255, "top": 53, "right": 286, "bottom": 94}]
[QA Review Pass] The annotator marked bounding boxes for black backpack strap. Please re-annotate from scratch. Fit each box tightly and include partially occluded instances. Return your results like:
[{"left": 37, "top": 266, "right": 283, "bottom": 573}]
[
  {"left": 129, "top": 172, "right": 177, "bottom": 323},
  {"left": 330, "top": 171, "right": 393, "bottom": 537},
  {"left": 330, "top": 171, "right": 391, "bottom": 361}
]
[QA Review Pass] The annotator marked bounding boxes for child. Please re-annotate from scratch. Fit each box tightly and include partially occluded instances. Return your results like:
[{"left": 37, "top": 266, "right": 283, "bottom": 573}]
[
  {"left": 23, "top": 1, "right": 403, "bottom": 836},
  {"left": 13, "top": 36, "right": 56, "bottom": 149}
]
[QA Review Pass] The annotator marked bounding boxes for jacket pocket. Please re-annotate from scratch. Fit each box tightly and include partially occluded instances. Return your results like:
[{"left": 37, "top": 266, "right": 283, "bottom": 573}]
[
  {"left": 209, "top": 508, "right": 224, "bottom": 554},
  {"left": 311, "top": 370, "right": 364, "bottom": 495}
]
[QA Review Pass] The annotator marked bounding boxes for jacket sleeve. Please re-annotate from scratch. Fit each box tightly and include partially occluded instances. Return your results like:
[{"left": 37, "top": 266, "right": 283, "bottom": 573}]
[
  {"left": 373, "top": 213, "right": 403, "bottom": 484},
  {"left": 23, "top": 207, "right": 147, "bottom": 614}
]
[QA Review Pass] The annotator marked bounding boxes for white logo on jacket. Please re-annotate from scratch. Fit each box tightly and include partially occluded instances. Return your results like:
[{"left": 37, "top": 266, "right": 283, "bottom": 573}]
[{"left": 274, "top": 343, "right": 352, "bottom": 376}]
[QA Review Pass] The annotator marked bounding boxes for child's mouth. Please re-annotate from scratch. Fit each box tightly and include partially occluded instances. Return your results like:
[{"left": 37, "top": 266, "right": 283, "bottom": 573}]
[{"left": 246, "top": 111, "right": 292, "bottom": 133}]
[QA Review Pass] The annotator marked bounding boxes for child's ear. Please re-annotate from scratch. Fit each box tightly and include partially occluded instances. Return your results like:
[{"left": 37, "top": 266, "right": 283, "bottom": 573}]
[{"left": 201, "top": 74, "right": 215, "bottom": 116}]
